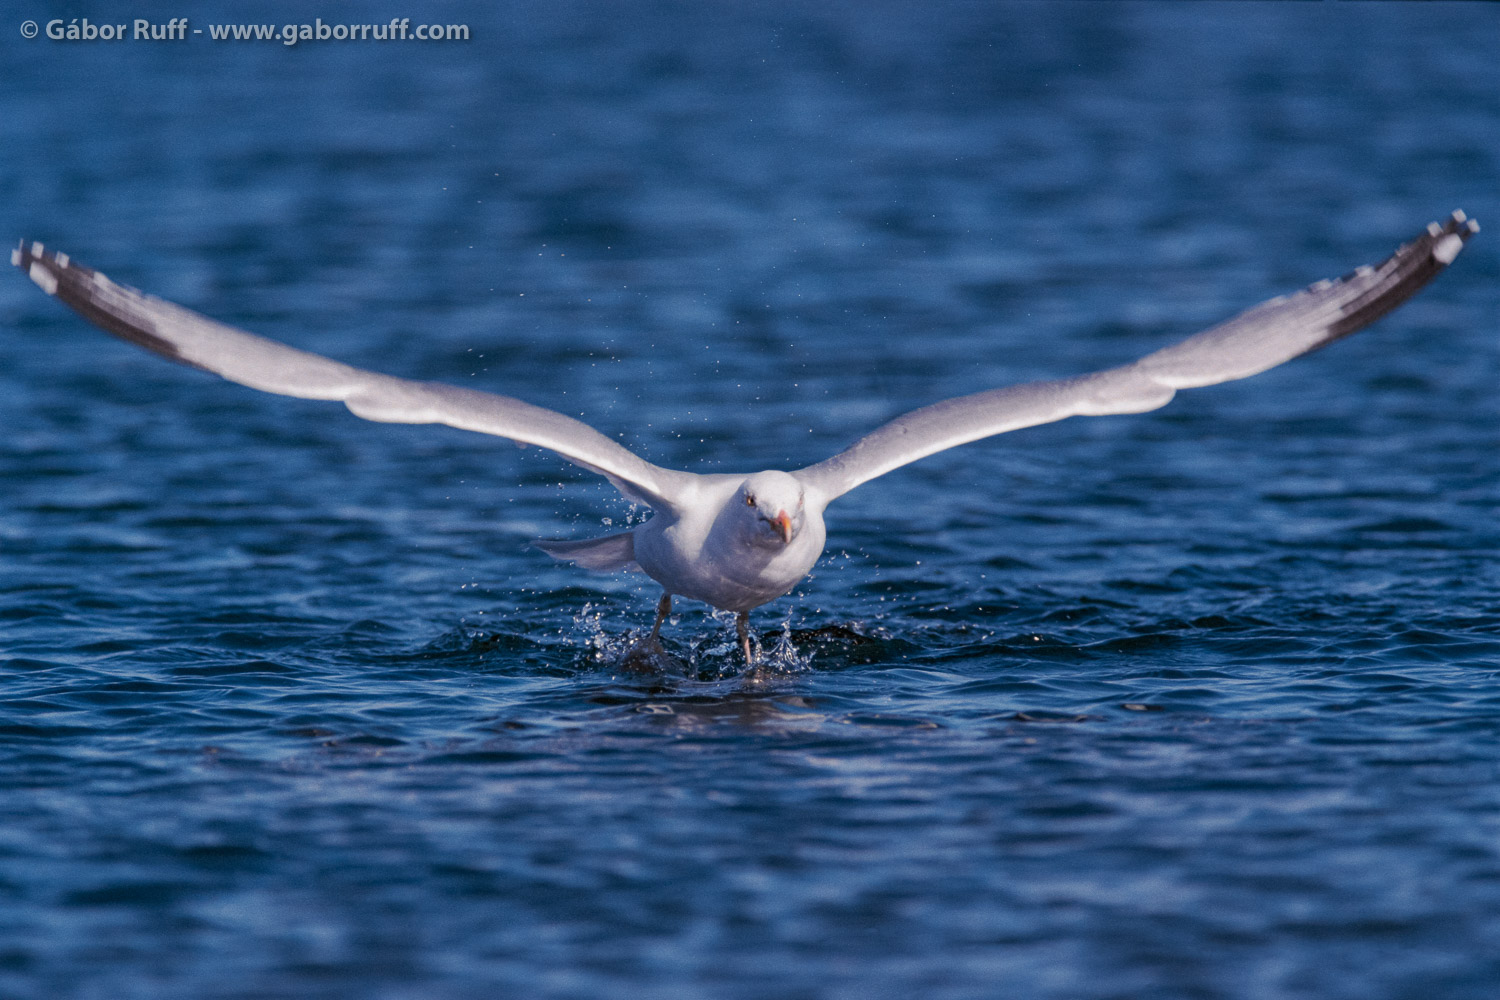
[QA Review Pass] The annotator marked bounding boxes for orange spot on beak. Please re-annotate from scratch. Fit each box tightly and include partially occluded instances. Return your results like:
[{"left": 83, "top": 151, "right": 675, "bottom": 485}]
[{"left": 774, "top": 510, "right": 793, "bottom": 544}]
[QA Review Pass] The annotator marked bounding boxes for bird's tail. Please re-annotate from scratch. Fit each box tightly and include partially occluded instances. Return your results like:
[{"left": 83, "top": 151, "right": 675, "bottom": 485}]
[{"left": 533, "top": 530, "right": 641, "bottom": 572}]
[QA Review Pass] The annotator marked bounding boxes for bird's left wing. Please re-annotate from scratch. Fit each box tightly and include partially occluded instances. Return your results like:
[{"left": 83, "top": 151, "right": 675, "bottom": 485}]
[
  {"left": 795, "top": 211, "right": 1478, "bottom": 503},
  {"left": 13, "top": 241, "right": 692, "bottom": 511}
]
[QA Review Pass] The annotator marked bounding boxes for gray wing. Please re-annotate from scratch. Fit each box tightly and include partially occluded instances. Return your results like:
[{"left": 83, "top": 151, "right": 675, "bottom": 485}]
[
  {"left": 796, "top": 211, "right": 1478, "bottom": 502},
  {"left": 13, "top": 241, "right": 692, "bottom": 511}
]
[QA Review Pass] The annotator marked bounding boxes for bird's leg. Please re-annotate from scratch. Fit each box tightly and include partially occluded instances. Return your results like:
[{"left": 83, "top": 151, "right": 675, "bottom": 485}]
[
  {"left": 620, "top": 592, "right": 675, "bottom": 674},
  {"left": 648, "top": 592, "right": 672, "bottom": 642},
  {"left": 736, "top": 611, "right": 754, "bottom": 666}
]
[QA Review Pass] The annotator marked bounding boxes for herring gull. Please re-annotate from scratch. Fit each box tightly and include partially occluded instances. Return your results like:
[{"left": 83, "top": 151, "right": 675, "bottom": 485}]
[{"left": 13, "top": 211, "right": 1478, "bottom": 663}]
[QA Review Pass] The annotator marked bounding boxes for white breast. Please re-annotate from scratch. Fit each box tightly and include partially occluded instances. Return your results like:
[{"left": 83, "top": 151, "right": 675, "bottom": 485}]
[{"left": 631, "top": 484, "right": 827, "bottom": 613}]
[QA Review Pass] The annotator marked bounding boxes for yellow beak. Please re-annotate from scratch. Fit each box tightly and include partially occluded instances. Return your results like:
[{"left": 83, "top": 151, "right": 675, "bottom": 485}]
[{"left": 774, "top": 510, "right": 793, "bottom": 544}]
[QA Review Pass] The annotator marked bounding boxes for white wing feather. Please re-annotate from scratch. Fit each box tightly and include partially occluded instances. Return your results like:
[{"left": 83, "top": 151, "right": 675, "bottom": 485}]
[
  {"left": 12, "top": 242, "right": 691, "bottom": 511},
  {"left": 15, "top": 211, "right": 1477, "bottom": 515},
  {"left": 795, "top": 211, "right": 1478, "bottom": 502}
]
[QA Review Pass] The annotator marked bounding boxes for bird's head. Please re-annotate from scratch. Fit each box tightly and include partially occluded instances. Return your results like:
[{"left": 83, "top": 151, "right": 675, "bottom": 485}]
[{"left": 737, "top": 471, "right": 805, "bottom": 548}]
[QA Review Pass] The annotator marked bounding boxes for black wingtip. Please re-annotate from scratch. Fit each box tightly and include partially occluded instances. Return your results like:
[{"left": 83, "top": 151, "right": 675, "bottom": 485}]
[
  {"left": 13, "top": 239, "right": 69, "bottom": 296},
  {"left": 1432, "top": 209, "right": 1479, "bottom": 264},
  {"left": 1321, "top": 210, "right": 1479, "bottom": 343},
  {"left": 12, "top": 241, "right": 197, "bottom": 366}
]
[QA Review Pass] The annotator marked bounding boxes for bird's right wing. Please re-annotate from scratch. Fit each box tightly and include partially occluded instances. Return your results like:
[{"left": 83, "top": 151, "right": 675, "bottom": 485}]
[
  {"left": 795, "top": 211, "right": 1478, "bottom": 503},
  {"left": 14, "top": 241, "right": 693, "bottom": 511}
]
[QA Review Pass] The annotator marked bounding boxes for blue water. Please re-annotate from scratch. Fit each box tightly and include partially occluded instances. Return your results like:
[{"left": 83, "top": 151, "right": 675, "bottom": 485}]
[{"left": 3, "top": 3, "right": 1499, "bottom": 997}]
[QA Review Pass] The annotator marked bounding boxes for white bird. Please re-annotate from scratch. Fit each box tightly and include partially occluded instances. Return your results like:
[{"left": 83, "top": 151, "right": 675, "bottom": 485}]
[{"left": 12, "top": 212, "right": 1478, "bottom": 664}]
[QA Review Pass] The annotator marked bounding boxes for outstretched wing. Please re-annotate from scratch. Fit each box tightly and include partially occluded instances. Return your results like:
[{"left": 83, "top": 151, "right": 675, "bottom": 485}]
[
  {"left": 796, "top": 211, "right": 1478, "bottom": 502},
  {"left": 13, "top": 242, "right": 692, "bottom": 511}
]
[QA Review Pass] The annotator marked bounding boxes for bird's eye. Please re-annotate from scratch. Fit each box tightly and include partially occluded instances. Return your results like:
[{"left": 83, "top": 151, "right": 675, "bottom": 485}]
[{"left": 745, "top": 494, "right": 756, "bottom": 508}]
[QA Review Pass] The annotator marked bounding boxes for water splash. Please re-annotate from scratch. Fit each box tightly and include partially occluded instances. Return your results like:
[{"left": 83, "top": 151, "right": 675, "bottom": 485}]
[
  {"left": 763, "top": 612, "right": 816, "bottom": 674},
  {"left": 568, "top": 602, "right": 813, "bottom": 679},
  {"left": 570, "top": 601, "right": 637, "bottom": 665}
]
